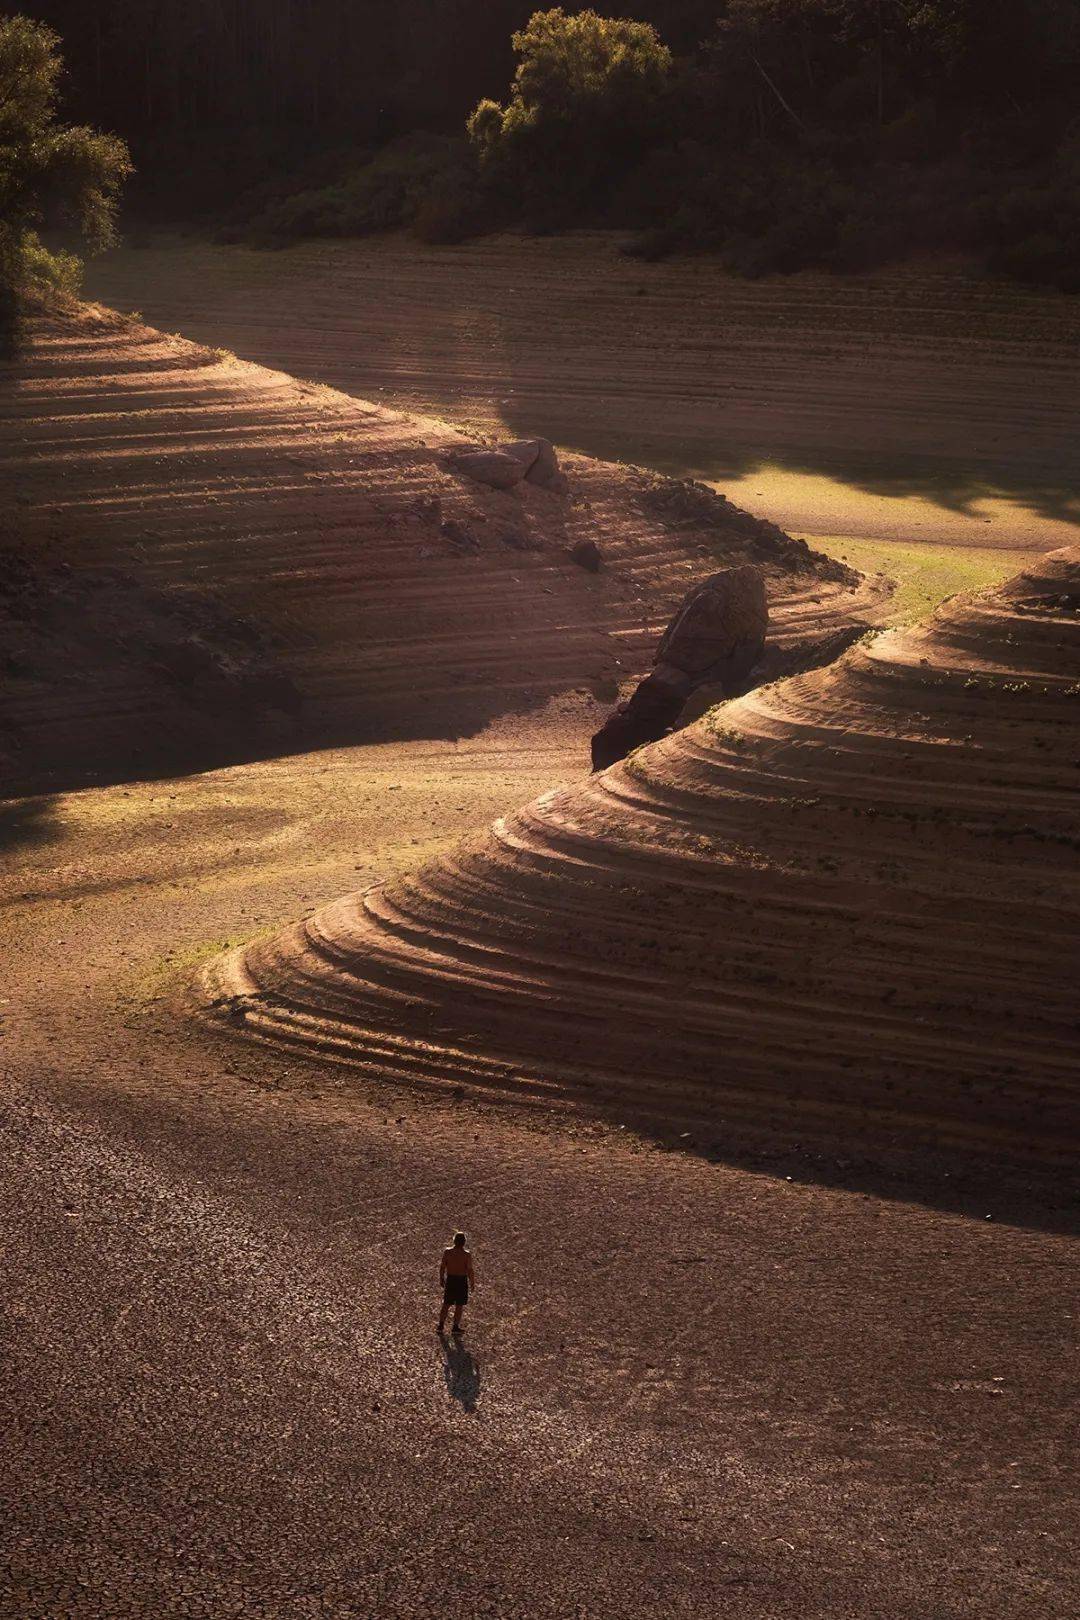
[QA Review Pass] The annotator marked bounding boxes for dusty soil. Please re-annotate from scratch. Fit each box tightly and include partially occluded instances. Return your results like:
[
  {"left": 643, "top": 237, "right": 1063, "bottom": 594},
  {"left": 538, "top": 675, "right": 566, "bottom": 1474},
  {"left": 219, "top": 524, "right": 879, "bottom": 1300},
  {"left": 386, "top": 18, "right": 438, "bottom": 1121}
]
[
  {"left": 85, "top": 234, "right": 1080, "bottom": 558},
  {"left": 2, "top": 307, "right": 1077, "bottom": 1618}
]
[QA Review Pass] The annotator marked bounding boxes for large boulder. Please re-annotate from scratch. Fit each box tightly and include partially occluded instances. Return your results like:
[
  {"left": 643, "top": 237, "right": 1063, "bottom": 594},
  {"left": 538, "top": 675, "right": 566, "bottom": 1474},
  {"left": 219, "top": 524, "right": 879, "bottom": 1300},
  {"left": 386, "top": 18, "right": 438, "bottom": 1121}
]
[
  {"left": 655, "top": 564, "right": 768, "bottom": 682},
  {"left": 590, "top": 668, "right": 690, "bottom": 771},
  {"left": 591, "top": 564, "right": 768, "bottom": 770}
]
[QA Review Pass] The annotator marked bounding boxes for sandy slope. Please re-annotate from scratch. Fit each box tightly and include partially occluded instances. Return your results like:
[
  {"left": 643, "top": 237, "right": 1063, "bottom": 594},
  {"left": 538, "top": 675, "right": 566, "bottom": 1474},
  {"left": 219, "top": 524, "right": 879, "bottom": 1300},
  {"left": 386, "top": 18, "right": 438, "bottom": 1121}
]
[
  {"left": 209, "top": 549, "right": 1080, "bottom": 1167},
  {"left": 1, "top": 304, "right": 884, "bottom": 794}
]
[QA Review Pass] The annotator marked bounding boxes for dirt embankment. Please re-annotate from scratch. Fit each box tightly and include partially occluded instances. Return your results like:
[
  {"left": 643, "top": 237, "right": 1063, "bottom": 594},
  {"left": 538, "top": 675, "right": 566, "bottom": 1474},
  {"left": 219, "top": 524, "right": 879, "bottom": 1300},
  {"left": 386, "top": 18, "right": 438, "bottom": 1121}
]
[
  {"left": 1, "top": 304, "right": 885, "bottom": 794},
  {"left": 208, "top": 548, "right": 1080, "bottom": 1168},
  {"left": 85, "top": 236, "right": 1080, "bottom": 552}
]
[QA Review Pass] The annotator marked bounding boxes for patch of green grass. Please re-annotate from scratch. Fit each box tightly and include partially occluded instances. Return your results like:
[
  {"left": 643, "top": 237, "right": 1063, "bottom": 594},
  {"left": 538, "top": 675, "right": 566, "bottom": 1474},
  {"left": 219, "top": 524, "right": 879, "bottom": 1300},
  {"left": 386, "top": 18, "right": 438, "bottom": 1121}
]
[
  {"left": 809, "top": 536, "right": 1033, "bottom": 624},
  {"left": 121, "top": 931, "right": 268, "bottom": 1003},
  {"left": 703, "top": 716, "right": 748, "bottom": 750}
]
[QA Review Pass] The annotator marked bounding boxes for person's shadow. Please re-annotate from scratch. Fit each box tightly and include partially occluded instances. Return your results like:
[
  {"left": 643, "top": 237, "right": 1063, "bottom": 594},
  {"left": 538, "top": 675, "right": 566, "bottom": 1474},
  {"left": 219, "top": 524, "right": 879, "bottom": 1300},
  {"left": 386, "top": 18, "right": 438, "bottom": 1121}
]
[{"left": 438, "top": 1333, "right": 481, "bottom": 1413}]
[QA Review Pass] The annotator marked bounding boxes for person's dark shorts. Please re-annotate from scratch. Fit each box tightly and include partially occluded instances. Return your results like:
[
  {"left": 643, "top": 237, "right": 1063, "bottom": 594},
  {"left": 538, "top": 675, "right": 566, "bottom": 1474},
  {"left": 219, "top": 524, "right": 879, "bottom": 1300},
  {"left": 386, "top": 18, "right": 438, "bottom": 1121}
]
[{"left": 443, "top": 1275, "right": 468, "bottom": 1307}]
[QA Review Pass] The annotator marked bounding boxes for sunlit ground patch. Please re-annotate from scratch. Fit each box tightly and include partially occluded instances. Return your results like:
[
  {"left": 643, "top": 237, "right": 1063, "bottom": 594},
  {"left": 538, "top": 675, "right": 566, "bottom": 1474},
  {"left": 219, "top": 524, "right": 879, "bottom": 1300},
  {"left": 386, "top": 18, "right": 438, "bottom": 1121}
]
[
  {"left": 714, "top": 464, "right": 1053, "bottom": 621},
  {"left": 801, "top": 534, "right": 1033, "bottom": 623}
]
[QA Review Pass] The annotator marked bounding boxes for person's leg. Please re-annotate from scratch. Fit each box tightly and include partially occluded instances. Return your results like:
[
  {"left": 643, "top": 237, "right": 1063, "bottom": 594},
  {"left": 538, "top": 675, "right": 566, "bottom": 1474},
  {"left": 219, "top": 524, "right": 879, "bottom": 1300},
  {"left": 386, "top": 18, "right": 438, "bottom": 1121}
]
[{"left": 451, "top": 1303, "right": 464, "bottom": 1332}]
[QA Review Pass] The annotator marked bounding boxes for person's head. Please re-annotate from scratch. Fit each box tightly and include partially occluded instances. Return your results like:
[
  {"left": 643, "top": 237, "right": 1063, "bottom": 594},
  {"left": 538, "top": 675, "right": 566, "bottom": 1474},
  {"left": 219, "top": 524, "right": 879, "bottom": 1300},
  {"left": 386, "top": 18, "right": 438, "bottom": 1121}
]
[{"left": 453, "top": 1231, "right": 466, "bottom": 1248}]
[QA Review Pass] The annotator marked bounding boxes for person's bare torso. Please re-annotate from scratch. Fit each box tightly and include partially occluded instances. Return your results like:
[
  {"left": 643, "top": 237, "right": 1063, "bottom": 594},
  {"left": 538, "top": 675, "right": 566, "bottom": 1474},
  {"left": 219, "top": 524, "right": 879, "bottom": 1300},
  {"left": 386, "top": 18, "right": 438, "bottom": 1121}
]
[{"left": 443, "top": 1246, "right": 470, "bottom": 1276}]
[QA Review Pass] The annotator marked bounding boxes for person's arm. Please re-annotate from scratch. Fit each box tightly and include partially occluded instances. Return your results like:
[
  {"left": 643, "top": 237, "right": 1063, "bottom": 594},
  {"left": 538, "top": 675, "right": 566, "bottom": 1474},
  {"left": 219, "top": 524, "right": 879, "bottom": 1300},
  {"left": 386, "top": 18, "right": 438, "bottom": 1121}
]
[
  {"left": 466, "top": 1254, "right": 475, "bottom": 1288},
  {"left": 439, "top": 1252, "right": 447, "bottom": 1285}
]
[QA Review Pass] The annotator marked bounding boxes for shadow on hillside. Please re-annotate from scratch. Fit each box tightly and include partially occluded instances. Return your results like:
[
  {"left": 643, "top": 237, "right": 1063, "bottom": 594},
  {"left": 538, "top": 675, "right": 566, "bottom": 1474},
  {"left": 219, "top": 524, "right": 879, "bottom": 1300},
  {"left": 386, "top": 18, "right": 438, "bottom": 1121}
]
[
  {"left": 186, "top": 1000, "right": 1079, "bottom": 1238},
  {"left": 646, "top": 1115, "right": 1080, "bottom": 1241},
  {"left": 0, "top": 795, "right": 60, "bottom": 857},
  {"left": 2, "top": 674, "right": 572, "bottom": 799}
]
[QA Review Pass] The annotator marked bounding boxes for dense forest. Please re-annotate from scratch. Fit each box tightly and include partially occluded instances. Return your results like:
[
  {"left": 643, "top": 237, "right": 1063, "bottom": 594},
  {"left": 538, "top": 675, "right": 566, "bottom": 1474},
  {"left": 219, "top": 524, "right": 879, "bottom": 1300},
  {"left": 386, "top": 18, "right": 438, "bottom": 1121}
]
[{"left": 14, "top": 2, "right": 1080, "bottom": 287}]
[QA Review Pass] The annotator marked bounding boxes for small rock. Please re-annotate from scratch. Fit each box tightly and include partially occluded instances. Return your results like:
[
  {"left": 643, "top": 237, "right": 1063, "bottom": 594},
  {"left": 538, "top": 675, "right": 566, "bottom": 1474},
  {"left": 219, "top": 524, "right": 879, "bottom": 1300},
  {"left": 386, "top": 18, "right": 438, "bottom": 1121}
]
[
  {"left": 524, "top": 439, "right": 564, "bottom": 491},
  {"left": 501, "top": 438, "right": 543, "bottom": 475},
  {"left": 440, "top": 518, "right": 479, "bottom": 552},
  {"left": 570, "top": 539, "right": 602, "bottom": 573}
]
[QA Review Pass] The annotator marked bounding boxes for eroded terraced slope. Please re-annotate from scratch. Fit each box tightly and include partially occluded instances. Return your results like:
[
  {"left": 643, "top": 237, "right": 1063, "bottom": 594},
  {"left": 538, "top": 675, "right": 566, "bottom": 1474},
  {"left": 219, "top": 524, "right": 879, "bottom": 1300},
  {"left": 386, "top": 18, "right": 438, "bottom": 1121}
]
[
  {"left": 1, "top": 305, "right": 882, "bottom": 790},
  {"left": 207, "top": 549, "right": 1080, "bottom": 1163}
]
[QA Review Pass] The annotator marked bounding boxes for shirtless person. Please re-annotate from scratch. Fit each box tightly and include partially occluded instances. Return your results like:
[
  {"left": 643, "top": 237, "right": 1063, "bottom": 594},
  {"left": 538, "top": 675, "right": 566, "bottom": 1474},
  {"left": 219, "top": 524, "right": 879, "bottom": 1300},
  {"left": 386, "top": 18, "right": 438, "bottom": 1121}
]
[{"left": 438, "top": 1231, "right": 475, "bottom": 1335}]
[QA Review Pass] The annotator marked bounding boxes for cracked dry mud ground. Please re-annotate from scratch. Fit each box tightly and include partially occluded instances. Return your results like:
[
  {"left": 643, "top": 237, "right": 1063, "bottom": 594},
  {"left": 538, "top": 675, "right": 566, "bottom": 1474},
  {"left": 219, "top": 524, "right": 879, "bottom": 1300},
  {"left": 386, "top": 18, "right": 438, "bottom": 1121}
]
[{"left": 2, "top": 727, "right": 1077, "bottom": 1619}]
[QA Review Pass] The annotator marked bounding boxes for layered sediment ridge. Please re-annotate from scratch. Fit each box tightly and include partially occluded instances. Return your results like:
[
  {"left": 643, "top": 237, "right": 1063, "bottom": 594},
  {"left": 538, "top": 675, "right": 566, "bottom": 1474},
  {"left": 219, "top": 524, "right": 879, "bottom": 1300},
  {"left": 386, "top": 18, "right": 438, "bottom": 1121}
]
[
  {"left": 1, "top": 305, "right": 883, "bottom": 790},
  {"left": 207, "top": 549, "right": 1080, "bottom": 1160}
]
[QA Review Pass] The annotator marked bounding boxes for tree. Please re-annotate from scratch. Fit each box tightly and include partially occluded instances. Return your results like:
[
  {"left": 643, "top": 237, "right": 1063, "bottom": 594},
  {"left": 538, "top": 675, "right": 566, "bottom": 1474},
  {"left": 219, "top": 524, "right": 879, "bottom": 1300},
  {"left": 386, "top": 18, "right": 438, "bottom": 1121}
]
[
  {"left": 468, "top": 8, "right": 672, "bottom": 220},
  {"left": 0, "top": 14, "right": 131, "bottom": 331}
]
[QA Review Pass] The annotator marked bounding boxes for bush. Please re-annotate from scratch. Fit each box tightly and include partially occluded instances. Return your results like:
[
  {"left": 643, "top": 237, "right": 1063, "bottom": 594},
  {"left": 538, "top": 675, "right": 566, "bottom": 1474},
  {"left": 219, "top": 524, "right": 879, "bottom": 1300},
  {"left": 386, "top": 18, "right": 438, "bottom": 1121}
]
[
  {"left": 622, "top": 145, "right": 853, "bottom": 274},
  {"left": 989, "top": 231, "right": 1073, "bottom": 289},
  {"left": 974, "top": 151, "right": 1080, "bottom": 292},
  {"left": 215, "top": 5, "right": 1080, "bottom": 294},
  {"left": 247, "top": 135, "right": 468, "bottom": 242},
  {"left": 411, "top": 154, "right": 497, "bottom": 244}
]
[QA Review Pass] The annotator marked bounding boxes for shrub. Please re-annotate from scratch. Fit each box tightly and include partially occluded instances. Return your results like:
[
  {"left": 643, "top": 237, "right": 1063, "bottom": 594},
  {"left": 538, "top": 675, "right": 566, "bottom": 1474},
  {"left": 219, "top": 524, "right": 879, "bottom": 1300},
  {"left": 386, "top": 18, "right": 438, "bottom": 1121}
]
[
  {"left": 411, "top": 153, "right": 497, "bottom": 244},
  {"left": 975, "top": 155, "right": 1080, "bottom": 292},
  {"left": 988, "top": 229, "right": 1080, "bottom": 293},
  {"left": 624, "top": 145, "right": 853, "bottom": 274},
  {"left": 247, "top": 134, "right": 467, "bottom": 242}
]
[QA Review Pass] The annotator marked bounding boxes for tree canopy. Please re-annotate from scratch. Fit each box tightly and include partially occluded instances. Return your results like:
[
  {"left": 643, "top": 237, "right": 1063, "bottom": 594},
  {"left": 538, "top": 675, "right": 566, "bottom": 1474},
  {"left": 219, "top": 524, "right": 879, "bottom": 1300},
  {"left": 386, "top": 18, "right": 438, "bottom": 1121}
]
[
  {"left": 468, "top": 9, "right": 671, "bottom": 217},
  {"left": 0, "top": 14, "right": 130, "bottom": 327}
]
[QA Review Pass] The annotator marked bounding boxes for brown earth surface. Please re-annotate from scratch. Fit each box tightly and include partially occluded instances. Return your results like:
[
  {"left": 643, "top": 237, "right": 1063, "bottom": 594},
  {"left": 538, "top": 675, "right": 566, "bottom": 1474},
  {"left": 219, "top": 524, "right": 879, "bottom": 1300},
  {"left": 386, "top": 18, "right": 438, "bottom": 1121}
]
[{"left": 1, "top": 304, "right": 1077, "bottom": 1619}]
